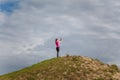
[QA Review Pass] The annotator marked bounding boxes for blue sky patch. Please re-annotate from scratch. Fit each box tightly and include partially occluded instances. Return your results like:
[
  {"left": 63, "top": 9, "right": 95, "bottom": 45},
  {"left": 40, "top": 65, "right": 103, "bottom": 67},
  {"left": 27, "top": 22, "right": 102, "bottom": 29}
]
[{"left": 0, "top": 1, "right": 20, "bottom": 14}]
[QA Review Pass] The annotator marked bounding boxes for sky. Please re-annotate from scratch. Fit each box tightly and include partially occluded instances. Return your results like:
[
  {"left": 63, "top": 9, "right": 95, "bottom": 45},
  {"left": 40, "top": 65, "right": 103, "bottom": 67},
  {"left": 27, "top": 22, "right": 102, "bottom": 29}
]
[{"left": 0, "top": 0, "right": 120, "bottom": 75}]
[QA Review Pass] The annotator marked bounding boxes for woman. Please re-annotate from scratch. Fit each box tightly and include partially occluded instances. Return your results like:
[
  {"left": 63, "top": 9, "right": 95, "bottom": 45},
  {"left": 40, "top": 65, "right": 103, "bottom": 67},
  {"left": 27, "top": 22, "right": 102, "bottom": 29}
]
[{"left": 55, "top": 38, "right": 62, "bottom": 58}]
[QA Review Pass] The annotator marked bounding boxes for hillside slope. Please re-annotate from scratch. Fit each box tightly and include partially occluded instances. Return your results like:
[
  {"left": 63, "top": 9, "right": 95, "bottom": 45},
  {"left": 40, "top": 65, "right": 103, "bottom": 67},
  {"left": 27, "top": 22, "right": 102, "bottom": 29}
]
[{"left": 0, "top": 55, "right": 120, "bottom": 80}]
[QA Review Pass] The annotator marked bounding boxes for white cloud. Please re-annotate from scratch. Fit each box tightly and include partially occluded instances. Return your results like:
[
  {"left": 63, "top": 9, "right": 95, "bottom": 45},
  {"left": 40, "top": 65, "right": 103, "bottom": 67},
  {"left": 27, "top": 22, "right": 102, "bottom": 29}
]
[
  {"left": 0, "top": 12, "right": 7, "bottom": 25},
  {"left": 1, "top": 0, "right": 120, "bottom": 74}
]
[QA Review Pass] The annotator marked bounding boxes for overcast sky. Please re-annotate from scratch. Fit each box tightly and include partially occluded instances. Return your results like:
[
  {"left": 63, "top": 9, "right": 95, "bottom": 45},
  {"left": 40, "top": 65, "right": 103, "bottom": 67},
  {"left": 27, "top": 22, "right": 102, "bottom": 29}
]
[{"left": 0, "top": 0, "right": 120, "bottom": 75}]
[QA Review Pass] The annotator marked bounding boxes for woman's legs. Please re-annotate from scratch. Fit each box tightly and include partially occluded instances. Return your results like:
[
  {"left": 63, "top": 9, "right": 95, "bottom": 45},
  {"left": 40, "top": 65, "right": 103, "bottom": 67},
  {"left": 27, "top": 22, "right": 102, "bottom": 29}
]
[{"left": 56, "top": 47, "right": 60, "bottom": 58}]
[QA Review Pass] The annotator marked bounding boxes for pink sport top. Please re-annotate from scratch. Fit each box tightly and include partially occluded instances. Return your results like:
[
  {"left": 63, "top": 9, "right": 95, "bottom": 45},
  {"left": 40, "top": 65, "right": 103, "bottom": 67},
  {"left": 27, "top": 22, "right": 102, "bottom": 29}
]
[{"left": 55, "top": 40, "right": 61, "bottom": 48}]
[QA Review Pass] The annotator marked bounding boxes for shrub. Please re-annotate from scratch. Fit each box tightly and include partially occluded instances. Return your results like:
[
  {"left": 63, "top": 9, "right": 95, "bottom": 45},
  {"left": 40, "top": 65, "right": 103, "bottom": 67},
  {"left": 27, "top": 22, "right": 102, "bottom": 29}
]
[
  {"left": 110, "top": 64, "right": 119, "bottom": 71},
  {"left": 94, "top": 78, "right": 104, "bottom": 80},
  {"left": 27, "top": 77, "right": 35, "bottom": 80}
]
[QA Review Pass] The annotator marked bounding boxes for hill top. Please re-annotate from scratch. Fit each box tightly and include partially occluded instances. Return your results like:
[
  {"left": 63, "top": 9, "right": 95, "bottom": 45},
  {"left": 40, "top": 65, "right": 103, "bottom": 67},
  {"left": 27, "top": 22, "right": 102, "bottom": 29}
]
[{"left": 0, "top": 55, "right": 120, "bottom": 80}]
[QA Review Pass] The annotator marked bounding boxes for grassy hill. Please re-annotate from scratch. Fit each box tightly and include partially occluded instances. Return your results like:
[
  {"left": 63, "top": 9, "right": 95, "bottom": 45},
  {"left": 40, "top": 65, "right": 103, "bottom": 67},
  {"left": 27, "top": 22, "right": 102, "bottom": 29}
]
[{"left": 0, "top": 55, "right": 120, "bottom": 80}]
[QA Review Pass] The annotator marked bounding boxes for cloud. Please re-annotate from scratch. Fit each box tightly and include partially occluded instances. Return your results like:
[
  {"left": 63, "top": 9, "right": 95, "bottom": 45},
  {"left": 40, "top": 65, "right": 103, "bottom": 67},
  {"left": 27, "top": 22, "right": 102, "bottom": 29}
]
[
  {"left": 0, "top": 0, "right": 120, "bottom": 74},
  {"left": 0, "top": 12, "right": 7, "bottom": 25}
]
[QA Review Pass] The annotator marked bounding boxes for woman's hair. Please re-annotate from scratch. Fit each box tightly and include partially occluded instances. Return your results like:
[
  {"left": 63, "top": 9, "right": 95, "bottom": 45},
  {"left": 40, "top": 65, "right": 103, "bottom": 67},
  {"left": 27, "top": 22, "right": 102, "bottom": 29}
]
[{"left": 55, "top": 38, "right": 58, "bottom": 42}]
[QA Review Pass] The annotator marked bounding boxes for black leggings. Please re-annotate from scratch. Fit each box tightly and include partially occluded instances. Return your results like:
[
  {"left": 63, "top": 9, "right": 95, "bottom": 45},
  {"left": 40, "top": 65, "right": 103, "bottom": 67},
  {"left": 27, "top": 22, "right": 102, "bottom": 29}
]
[
  {"left": 56, "top": 47, "right": 60, "bottom": 53},
  {"left": 56, "top": 47, "right": 60, "bottom": 57}
]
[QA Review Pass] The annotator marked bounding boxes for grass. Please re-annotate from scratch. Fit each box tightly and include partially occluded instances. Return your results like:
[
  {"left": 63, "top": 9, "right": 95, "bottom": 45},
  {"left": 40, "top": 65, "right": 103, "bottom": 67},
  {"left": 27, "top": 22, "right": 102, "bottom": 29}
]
[{"left": 0, "top": 55, "right": 120, "bottom": 80}]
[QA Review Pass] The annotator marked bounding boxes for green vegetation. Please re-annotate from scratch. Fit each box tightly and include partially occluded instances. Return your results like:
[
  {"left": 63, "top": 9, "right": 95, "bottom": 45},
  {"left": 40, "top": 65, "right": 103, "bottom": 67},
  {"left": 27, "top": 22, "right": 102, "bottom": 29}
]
[
  {"left": 0, "top": 55, "right": 120, "bottom": 80},
  {"left": 94, "top": 78, "right": 104, "bottom": 80},
  {"left": 111, "top": 64, "right": 119, "bottom": 71}
]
